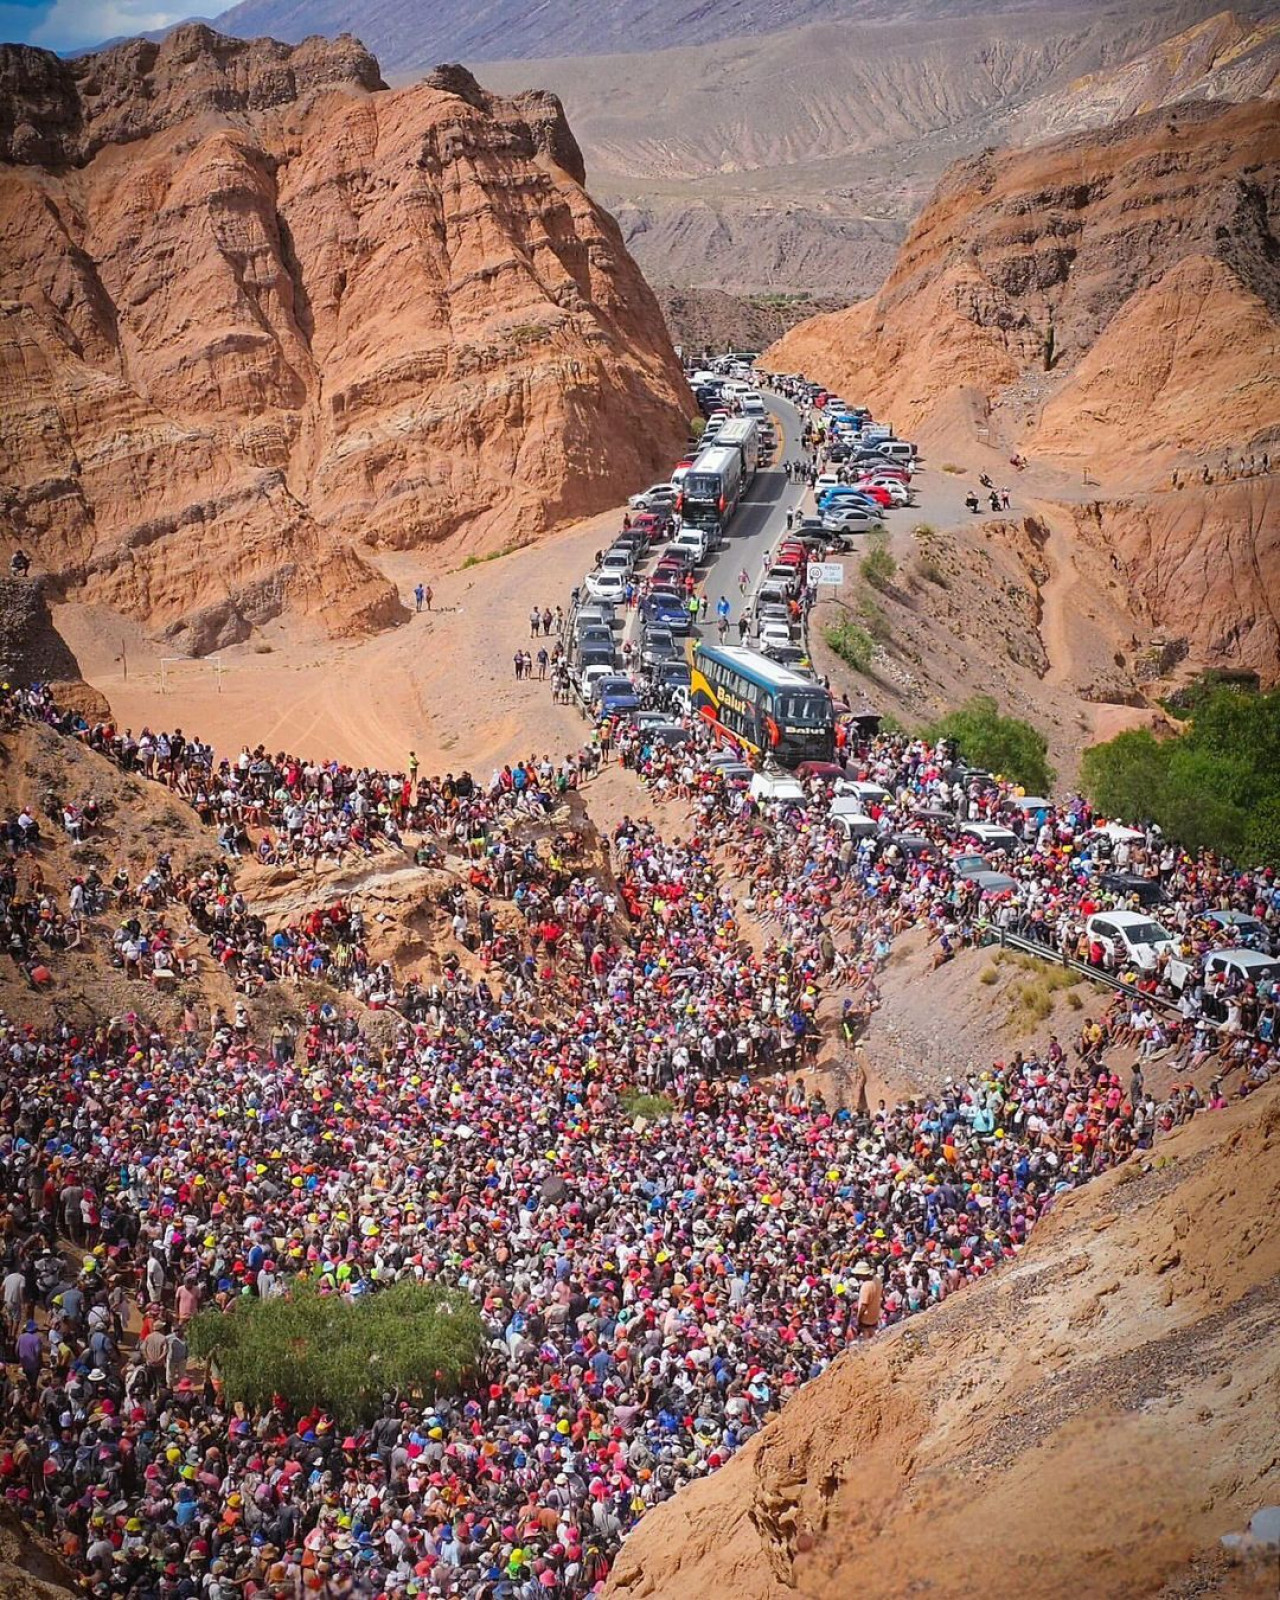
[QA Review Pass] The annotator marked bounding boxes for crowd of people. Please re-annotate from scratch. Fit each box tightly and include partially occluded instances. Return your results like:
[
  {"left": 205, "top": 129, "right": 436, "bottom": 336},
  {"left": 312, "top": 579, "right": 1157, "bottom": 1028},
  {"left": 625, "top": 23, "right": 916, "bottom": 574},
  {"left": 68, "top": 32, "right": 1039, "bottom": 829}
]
[{"left": 1, "top": 462, "right": 1276, "bottom": 1598}]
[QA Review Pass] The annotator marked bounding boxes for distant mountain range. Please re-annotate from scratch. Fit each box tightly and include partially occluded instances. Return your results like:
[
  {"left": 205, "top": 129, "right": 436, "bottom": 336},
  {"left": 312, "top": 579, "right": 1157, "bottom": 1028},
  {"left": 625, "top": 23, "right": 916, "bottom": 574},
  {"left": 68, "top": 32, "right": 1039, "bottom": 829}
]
[{"left": 210, "top": 0, "right": 1196, "bottom": 70}]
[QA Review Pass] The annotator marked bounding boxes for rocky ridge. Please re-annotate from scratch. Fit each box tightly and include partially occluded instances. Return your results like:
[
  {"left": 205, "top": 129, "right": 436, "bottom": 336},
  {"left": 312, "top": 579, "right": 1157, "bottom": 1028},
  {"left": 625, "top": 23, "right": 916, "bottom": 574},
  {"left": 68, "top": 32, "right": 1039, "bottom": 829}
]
[
  {"left": 766, "top": 98, "right": 1280, "bottom": 680},
  {"left": 0, "top": 26, "right": 689, "bottom": 653}
]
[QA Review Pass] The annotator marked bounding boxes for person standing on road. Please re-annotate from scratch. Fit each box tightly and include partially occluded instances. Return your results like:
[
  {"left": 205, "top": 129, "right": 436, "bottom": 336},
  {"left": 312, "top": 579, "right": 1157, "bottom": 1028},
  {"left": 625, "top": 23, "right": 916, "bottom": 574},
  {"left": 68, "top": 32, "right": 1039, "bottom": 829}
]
[
  {"left": 699, "top": 594, "right": 708, "bottom": 620},
  {"left": 716, "top": 595, "right": 731, "bottom": 625},
  {"left": 414, "top": 583, "right": 425, "bottom": 613},
  {"left": 738, "top": 616, "right": 749, "bottom": 643},
  {"left": 786, "top": 509, "right": 795, "bottom": 531},
  {"left": 738, "top": 567, "right": 749, "bottom": 594}
]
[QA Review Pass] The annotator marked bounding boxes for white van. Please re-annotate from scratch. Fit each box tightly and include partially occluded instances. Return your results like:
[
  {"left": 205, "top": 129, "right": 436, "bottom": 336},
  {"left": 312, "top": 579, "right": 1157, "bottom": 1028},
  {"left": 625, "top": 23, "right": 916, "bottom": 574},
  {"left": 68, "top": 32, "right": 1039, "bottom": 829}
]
[
  {"left": 877, "top": 439, "right": 915, "bottom": 466},
  {"left": 741, "top": 393, "right": 766, "bottom": 417}
]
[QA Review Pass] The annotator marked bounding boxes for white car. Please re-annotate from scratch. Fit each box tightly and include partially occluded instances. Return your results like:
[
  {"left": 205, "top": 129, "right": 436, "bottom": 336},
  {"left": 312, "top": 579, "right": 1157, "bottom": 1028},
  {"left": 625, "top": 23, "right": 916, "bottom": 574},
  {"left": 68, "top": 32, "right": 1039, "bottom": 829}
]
[
  {"left": 822, "top": 506, "right": 882, "bottom": 534},
  {"left": 757, "top": 619, "right": 792, "bottom": 649},
  {"left": 751, "top": 772, "right": 807, "bottom": 805},
  {"left": 814, "top": 472, "right": 841, "bottom": 495},
  {"left": 1085, "top": 910, "right": 1177, "bottom": 972},
  {"left": 586, "top": 570, "right": 627, "bottom": 602},
  {"left": 834, "top": 780, "right": 893, "bottom": 808},
  {"left": 672, "top": 530, "right": 706, "bottom": 565},
  {"left": 628, "top": 483, "right": 677, "bottom": 510}
]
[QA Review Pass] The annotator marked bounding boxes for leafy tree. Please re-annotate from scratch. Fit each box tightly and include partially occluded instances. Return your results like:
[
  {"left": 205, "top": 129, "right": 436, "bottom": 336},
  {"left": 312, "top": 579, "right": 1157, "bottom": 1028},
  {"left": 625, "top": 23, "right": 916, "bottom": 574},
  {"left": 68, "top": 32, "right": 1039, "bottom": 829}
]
[
  {"left": 1081, "top": 686, "right": 1280, "bottom": 866},
  {"left": 689, "top": 415, "right": 706, "bottom": 440},
  {"left": 188, "top": 1276, "right": 485, "bottom": 1427},
  {"left": 926, "top": 695, "right": 1054, "bottom": 794}
]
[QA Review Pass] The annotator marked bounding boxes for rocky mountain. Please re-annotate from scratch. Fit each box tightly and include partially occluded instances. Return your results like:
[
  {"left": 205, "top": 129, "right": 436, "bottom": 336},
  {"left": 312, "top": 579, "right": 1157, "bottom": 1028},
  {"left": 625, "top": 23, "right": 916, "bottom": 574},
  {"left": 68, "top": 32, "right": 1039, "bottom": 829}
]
[
  {"left": 475, "top": 5, "right": 1278, "bottom": 318},
  {"left": 210, "top": 0, "right": 1207, "bottom": 71},
  {"left": 605, "top": 1085, "right": 1280, "bottom": 1600},
  {"left": 767, "top": 98, "right": 1280, "bottom": 679},
  {"left": 0, "top": 26, "right": 688, "bottom": 654},
  {"left": 766, "top": 98, "right": 1279, "bottom": 458}
]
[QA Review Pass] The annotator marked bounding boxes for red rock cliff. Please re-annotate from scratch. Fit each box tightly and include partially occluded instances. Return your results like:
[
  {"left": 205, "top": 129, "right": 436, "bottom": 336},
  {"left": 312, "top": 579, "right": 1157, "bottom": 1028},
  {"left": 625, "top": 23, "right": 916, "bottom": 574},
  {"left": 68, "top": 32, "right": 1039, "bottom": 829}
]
[{"left": 0, "top": 25, "right": 690, "bottom": 653}]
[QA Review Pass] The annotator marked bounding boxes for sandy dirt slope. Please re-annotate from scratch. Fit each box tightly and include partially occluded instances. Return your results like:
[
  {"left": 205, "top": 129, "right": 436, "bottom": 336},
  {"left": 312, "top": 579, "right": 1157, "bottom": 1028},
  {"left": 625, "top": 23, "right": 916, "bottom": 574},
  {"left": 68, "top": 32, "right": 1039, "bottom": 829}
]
[
  {"left": 604, "top": 1084, "right": 1280, "bottom": 1600},
  {"left": 54, "top": 509, "right": 620, "bottom": 775}
]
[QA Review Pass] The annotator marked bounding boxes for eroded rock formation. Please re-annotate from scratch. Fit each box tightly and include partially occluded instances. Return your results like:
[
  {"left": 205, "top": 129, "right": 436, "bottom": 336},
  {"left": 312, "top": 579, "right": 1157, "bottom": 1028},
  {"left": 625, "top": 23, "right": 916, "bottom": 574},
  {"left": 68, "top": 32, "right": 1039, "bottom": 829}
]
[{"left": 0, "top": 26, "right": 689, "bottom": 651}]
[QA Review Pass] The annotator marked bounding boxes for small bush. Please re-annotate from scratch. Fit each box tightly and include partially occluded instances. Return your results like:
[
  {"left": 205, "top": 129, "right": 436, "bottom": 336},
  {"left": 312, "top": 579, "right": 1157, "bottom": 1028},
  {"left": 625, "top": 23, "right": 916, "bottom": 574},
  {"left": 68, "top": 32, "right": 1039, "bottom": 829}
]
[
  {"left": 913, "top": 522, "right": 937, "bottom": 539},
  {"left": 979, "top": 965, "right": 999, "bottom": 985},
  {"left": 824, "top": 618, "right": 874, "bottom": 673},
  {"left": 916, "top": 556, "right": 949, "bottom": 587},
  {"left": 941, "top": 463, "right": 965, "bottom": 475},
  {"left": 620, "top": 1090, "right": 675, "bottom": 1121},
  {"left": 858, "top": 593, "right": 893, "bottom": 642},
  {"left": 861, "top": 541, "right": 897, "bottom": 592},
  {"left": 924, "top": 694, "right": 1055, "bottom": 794}
]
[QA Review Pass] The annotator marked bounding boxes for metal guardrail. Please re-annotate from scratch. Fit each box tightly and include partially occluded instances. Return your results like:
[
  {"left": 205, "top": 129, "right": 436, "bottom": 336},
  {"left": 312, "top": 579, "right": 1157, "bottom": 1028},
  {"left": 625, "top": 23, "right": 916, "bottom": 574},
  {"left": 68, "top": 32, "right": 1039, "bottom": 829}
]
[{"left": 980, "top": 924, "right": 1193, "bottom": 1020}]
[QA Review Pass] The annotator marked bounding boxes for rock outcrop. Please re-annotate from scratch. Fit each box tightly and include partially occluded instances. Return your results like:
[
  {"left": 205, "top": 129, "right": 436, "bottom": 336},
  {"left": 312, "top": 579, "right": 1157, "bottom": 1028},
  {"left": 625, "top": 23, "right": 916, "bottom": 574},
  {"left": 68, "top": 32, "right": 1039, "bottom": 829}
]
[
  {"left": 766, "top": 99, "right": 1279, "bottom": 459},
  {"left": 0, "top": 27, "right": 689, "bottom": 652},
  {"left": 766, "top": 99, "right": 1279, "bottom": 682},
  {"left": 605, "top": 1086, "right": 1280, "bottom": 1600}
]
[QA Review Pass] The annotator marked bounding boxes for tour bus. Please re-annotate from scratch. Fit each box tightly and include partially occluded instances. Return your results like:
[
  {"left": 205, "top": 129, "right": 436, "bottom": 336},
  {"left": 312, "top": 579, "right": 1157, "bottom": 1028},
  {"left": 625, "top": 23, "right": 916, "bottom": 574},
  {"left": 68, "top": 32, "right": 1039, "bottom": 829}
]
[
  {"left": 713, "top": 417, "right": 761, "bottom": 486},
  {"left": 679, "top": 444, "right": 744, "bottom": 545},
  {"left": 692, "top": 644, "right": 835, "bottom": 766}
]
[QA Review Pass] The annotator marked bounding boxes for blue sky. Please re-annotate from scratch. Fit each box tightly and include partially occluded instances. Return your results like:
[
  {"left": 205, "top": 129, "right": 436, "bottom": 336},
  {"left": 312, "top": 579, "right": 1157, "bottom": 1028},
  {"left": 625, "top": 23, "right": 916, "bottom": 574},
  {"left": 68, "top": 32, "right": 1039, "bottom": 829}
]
[{"left": 1, "top": 0, "right": 197, "bottom": 51}]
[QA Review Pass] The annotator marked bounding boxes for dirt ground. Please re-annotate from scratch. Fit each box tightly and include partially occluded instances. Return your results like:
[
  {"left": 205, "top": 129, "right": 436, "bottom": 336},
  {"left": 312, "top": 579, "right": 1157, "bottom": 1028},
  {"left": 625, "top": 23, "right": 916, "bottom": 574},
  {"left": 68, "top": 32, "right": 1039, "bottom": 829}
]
[{"left": 54, "top": 508, "right": 626, "bottom": 778}]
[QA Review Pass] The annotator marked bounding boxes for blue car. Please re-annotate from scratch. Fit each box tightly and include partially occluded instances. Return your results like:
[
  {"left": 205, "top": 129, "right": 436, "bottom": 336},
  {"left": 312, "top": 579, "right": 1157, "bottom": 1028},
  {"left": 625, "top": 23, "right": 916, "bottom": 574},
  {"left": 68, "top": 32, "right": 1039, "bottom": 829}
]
[
  {"left": 644, "top": 594, "right": 691, "bottom": 635},
  {"left": 817, "top": 487, "right": 877, "bottom": 513}
]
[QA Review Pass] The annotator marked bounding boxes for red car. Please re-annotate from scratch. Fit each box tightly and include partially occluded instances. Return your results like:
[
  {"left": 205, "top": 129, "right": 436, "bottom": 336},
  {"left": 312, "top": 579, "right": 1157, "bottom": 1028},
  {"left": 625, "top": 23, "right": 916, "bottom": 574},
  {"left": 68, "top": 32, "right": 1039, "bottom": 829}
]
[
  {"left": 852, "top": 484, "right": 894, "bottom": 509},
  {"left": 630, "top": 512, "right": 665, "bottom": 543}
]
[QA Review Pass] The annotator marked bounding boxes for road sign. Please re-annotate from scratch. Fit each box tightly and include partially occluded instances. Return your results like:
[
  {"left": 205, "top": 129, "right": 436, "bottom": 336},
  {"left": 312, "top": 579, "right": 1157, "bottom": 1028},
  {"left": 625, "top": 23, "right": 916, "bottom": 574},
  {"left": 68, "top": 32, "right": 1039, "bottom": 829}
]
[{"left": 809, "top": 562, "right": 845, "bottom": 586}]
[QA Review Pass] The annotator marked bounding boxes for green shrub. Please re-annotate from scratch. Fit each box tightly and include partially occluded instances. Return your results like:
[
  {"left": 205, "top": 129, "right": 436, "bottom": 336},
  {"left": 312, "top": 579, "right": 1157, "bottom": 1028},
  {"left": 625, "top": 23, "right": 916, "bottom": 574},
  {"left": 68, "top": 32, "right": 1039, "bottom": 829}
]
[
  {"left": 861, "top": 540, "right": 897, "bottom": 592},
  {"left": 1081, "top": 686, "right": 1280, "bottom": 866},
  {"left": 925, "top": 694, "right": 1054, "bottom": 793},
  {"left": 916, "top": 556, "right": 949, "bottom": 587},
  {"left": 620, "top": 1090, "right": 675, "bottom": 1120},
  {"left": 824, "top": 618, "right": 875, "bottom": 673},
  {"left": 858, "top": 593, "right": 893, "bottom": 642},
  {"left": 689, "top": 416, "right": 707, "bottom": 440},
  {"left": 188, "top": 1276, "right": 484, "bottom": 1427}
]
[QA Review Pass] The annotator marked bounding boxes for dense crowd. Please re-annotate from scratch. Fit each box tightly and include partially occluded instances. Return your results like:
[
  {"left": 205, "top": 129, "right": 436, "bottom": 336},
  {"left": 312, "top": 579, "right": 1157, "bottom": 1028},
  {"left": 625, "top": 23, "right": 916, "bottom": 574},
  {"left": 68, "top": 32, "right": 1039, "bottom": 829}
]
[{"left": 1, "top": 573, "right": 1276, "bottom": 1600}]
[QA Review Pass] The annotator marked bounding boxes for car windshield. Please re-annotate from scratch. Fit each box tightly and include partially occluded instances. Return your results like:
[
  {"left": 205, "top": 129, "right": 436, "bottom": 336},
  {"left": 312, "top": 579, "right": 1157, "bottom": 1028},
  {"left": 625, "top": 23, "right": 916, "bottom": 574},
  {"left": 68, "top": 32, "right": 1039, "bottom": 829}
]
[
  {"left": 775, "top": 691, "right": 829, "bottom": 726},
  {"left": 1125, "top": 921, "right": 1172, "bottom": 945}
]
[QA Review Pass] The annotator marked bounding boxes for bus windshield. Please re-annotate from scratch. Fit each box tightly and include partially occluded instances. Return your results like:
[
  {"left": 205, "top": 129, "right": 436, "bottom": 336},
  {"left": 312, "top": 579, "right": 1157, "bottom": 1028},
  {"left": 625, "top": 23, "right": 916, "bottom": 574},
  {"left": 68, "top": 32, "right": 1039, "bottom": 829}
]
[
  {"left": 684, "top": 472, "right": 720, "bottom": 501},
  {"left": 776, "top": 691, "right": 830, "bottom": 726}
]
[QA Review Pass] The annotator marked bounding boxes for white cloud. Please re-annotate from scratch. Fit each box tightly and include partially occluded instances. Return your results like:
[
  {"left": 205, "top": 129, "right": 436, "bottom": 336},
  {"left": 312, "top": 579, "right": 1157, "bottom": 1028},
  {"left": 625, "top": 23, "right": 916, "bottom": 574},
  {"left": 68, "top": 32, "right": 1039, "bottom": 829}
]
[{"left": 25, "top": 0, "right": 198, "bottom": 51}]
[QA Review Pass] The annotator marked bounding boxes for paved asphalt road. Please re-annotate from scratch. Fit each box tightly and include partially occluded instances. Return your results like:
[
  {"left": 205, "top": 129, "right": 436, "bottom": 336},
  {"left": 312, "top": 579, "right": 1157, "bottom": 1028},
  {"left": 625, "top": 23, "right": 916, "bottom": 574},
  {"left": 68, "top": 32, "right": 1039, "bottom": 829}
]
[{"left": 692, "top": 392, "right": 807, "bottom": 645}]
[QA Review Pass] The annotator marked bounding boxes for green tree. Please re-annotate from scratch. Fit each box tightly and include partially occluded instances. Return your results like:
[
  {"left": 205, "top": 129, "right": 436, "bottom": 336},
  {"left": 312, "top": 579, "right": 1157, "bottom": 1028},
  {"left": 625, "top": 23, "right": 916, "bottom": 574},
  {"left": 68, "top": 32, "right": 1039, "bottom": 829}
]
[
  {"left": 1079, "top": 729, "right": 1170, "bottom": 823},
  {"left": 689, "top": 415, "right": 706, "bottom": 440},
  {"left": 188, "top": 1276, "right": 485, "bottom": 1427},
  {"left": 926, "top": 694, "right": 1055, "bottom": 793},
  {"left": 1080, "top": 686, "right": 1280, "bottom": 866}
]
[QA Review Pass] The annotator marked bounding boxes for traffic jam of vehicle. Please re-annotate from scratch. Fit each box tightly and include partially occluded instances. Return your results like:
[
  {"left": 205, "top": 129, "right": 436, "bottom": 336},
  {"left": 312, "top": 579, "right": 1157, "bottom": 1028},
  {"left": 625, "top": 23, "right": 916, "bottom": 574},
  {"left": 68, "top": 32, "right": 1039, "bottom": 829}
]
[{"left": 561, "top": 360, "right": 915, "bottom": 768}]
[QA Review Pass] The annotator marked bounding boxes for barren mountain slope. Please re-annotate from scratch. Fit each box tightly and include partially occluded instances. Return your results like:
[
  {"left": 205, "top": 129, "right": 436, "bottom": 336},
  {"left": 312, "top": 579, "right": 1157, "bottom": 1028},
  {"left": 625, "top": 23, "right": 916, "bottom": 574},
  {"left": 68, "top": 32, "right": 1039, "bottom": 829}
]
[
  {"left": 476, "top": 5, "right": 1277, "bottom": 303},
  {"left": 766, "top": 100, "right": 1280, "bottom": 683},
  {"left": 766, "top": 98, "right": 1280, "bottom": 454},
  {"left": 212, "top": 0, "right": 1223, "bottom": 70},
  {"left": 605, "top": 1086, "right": 1280, "bottom": 1600},
  {"left": 0, "top": 28, "right": 688, "bottom": 654}
]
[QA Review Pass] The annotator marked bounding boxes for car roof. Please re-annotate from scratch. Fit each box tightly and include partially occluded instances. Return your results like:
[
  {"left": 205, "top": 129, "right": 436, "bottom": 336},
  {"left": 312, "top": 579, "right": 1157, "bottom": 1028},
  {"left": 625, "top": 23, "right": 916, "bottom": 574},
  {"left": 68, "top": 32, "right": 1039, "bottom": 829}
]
[
  {"left": 1207, "top": 946, "right": 1276, "bottom": 967},
  {"left": 1098, "top": 909, "right": 1168, "bottom": 926}
]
